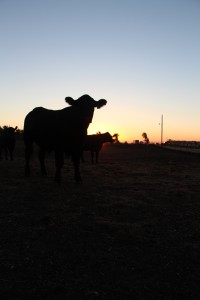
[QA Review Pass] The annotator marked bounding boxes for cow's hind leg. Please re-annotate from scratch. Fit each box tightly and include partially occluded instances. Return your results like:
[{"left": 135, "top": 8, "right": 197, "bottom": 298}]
[
  {"left": 39, "top": 148, "right": 47, "bottom": 176},
  {"left": 91, "top": 151, "right": 94, "bottom": 164},
  {"left": 25, "top": 142, "right": 33, "bottom": 176},
  {"left": 95, "top": 151, "right": 99, "bottom": 164},
  {"left": 54, "top": 150, "right": 64, "bottom": 183}
]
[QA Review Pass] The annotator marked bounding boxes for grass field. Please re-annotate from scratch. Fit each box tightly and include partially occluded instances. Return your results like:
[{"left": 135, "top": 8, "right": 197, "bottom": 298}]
[{"left": 1, "top": 141, "right": 200, "bottom": 299}]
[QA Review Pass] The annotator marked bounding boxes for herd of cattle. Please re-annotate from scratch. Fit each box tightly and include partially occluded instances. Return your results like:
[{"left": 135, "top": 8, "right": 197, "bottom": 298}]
[{"left": 0, "top": 94, "right": 114, "bottom": 182}]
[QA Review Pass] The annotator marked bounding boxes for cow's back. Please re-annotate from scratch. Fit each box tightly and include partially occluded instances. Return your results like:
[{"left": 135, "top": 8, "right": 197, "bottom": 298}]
[
  {"left": 84, "top": 135, "right": 103, "bottom": 151},
  {"left": 24, "top": 106, "right": 87, "bottom": 151},
  {"left": 84, "top": 133, "right": 113, "bottom": 152}
]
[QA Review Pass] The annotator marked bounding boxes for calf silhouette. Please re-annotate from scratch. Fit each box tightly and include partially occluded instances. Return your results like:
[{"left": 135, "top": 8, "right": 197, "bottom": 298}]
[
  {"left": 82, "top": 132, "right": 114, "bottom": 164},
  {"left": 0, "top": 126, "right": 18, "bottom": 160}
]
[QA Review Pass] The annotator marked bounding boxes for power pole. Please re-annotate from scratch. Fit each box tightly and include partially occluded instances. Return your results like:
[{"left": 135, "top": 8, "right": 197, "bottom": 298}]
[{"left": 161, "top": 114, "right": 163, "bottom": 145}]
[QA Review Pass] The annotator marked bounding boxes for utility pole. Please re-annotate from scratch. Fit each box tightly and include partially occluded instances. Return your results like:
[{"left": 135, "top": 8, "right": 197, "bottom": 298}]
[{"left": 161, "top": 114, "right": 163, "bottom": 145}]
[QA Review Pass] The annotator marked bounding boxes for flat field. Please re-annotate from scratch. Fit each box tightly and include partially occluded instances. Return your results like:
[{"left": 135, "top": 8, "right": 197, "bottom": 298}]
[{"left": 1, "top": 142, "right": 200, "bottom": 299}]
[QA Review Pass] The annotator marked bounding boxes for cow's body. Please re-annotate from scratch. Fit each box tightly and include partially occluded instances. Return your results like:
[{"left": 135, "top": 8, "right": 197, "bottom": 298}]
[
  {"left": 23, "top": 94, "right": 107, "bottom": 182},
  {"left": 82, "top": 132, "right": 114, "bottom": 164},
  {"left": 0, "top": 126, "right": 17, "bottom": 160}
]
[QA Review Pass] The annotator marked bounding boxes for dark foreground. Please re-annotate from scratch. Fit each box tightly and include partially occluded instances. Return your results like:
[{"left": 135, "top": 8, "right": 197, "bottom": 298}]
[{"left": 1, "top": 142, "right": 200, "bottom": 299}]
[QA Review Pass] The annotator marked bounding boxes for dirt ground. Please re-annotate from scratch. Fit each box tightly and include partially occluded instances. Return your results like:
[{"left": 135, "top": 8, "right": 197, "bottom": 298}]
[{"left": 0, "top": 141, "right": 200, "bottom": 299}]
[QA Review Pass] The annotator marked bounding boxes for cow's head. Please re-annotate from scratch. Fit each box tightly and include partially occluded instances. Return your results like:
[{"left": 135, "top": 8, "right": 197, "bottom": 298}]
[
  {"left": 5, "top": 126, "right": 18, "bottom": 134},
  {"left": 65, "top": 94, "right": 107, "bottom": 124},
  {"left": 104, "top": 132, "right": 115, "bottom": 143}
]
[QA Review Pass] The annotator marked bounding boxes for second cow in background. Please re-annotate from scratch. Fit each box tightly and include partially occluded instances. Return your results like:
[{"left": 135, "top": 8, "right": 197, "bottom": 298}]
[{"left": 82, "top": 132, "right": 114, "bottom": 164}]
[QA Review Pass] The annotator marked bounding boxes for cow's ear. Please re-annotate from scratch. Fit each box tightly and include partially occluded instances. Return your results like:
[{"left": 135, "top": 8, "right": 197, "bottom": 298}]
[
  {"left": 65, "top": 97, "right": 75, "bottom": 106},
  {"left": 96, "top": 99, "right": 107, "bottom": 109}
]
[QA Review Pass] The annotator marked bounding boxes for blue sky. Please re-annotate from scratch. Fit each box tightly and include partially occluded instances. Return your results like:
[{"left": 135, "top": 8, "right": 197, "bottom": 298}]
[{"left": 1, "top": 0, "right": 200, "bottom": 143}]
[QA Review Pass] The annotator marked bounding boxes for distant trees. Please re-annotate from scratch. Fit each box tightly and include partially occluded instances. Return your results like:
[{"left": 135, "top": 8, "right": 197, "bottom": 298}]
[{"left": 142, "top": 132, "right": 149, "bottom": 144}]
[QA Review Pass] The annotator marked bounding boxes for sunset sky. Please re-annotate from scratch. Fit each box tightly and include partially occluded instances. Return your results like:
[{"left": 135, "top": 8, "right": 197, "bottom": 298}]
[{"left": 1, "top": 0, "right": 199, "bottom": 143}]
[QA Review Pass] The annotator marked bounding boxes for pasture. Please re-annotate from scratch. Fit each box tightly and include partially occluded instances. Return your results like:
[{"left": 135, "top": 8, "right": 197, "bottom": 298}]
[{"left": 1, "top": 142, "right": 200, "bottom": 299}]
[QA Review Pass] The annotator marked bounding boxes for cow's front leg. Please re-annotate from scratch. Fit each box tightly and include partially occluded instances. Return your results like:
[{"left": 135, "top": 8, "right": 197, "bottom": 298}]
[
  {"left": 72, "top": 153, "right": 82, "bottom": 183},
  {"left": 54, "top": 150, "right": 64, "bottom": 183},
  {"left": 5, "top": 148, "right": 8, "bottom": 160},
  {"left": 25, "top": 142, "right": 33, "bottom": 176},
  {"left": 39, "top": 148, "right": 47, "bottom": 176},
  {"left": 9, "top": 149, "right": 13, "bottom": 161}
]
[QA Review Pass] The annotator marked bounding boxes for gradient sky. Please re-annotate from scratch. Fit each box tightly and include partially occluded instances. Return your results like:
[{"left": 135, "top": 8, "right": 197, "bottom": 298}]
[{"left": 1, "top": 0, "right": 200, "bottom": 143}]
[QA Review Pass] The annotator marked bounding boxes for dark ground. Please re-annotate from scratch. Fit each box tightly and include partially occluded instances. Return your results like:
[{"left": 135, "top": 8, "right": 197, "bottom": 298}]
[{"left": 0, "top": 142, "right": 200, "bottom": 299}]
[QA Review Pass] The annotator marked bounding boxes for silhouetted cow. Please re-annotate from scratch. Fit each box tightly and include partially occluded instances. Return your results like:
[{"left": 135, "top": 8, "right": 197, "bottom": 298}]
[
  {"left": 24, "top": 94, "right": 107, "bottom": 182},
  {"left": 82, "top": 132, "right": 114, "bottom": 164},
  {"left": 0, "top": 126, "right": 18, "bottom": 160}
]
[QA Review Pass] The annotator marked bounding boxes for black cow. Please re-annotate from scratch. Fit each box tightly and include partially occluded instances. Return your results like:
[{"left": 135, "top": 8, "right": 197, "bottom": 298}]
[
  {"left": 0, "top": 126, "right": 18, "bottom": 160},
  {"left": 24, "top": 94, "right": 107, "bottom": 182},
  {"left": 82, "top": 132, "right": 114, "bottom": 164}
]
